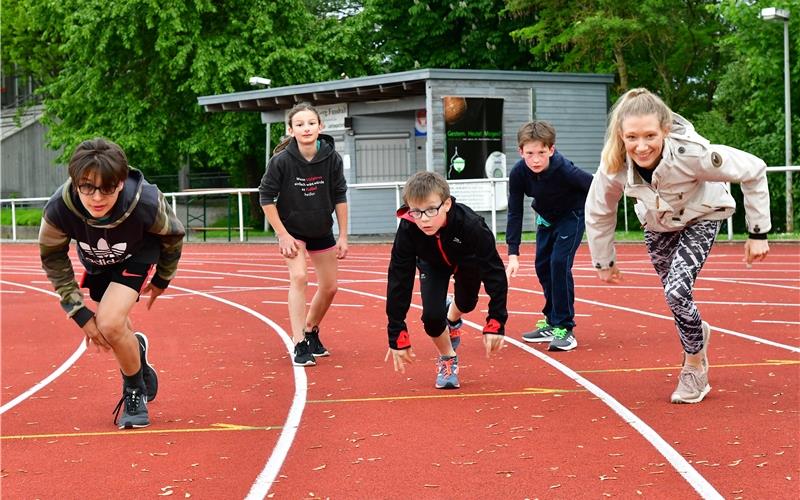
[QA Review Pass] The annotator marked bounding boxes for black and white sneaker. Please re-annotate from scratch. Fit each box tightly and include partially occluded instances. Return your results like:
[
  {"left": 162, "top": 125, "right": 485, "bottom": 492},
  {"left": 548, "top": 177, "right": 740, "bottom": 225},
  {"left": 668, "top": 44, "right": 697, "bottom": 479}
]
[
  {"left": 548, "top": 327, "right": 578, "bottom": 351},
  {"left": 135, "top": 332, "right": 158, "bottom": 402},
  {"left": 293, "top": 339, "right": 316, "bottom": 366},
  {"left": 113, "top": 386, "right": 150, "bottom": 429},
  {"left": 305, "top": 326, "right": 329, "bottom": 357}
]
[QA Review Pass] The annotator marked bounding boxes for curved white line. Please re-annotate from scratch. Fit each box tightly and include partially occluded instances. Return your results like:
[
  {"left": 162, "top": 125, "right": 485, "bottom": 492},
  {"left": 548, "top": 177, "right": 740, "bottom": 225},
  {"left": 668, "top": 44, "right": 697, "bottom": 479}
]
[
  {"left": 471, "top": 316, "right": 723, "bottom": 499},
  {"left": 0, "top": 280, "right": 87, "bottom": 414},
  {"left": 168, "top": 285, "right": 306, "bottom": 500},
  {"left": 551, "top": 288, "right": 800, "bottom": 353}
]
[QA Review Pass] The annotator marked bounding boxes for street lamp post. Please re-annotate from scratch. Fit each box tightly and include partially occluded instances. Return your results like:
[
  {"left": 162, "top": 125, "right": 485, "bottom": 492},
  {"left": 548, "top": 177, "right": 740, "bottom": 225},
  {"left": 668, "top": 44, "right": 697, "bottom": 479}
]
[{"left": 761, "top": 7, "right": 793, "bottom": 232}]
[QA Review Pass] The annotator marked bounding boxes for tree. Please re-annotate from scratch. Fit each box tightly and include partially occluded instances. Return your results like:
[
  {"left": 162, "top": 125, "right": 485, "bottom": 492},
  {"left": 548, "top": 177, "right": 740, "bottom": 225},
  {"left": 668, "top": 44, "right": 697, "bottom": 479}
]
[
  {"left": 1, "top": 0, "right": 381, "bottom": 223},
  {"left": 506, "top": 0, "right": 725, "bottom": 116},
  {"left": 363, "top": 0, "right": 539, "bottom": 71},
  {"left": 693, "top": 0, "right": 799, "bottom": 232}
]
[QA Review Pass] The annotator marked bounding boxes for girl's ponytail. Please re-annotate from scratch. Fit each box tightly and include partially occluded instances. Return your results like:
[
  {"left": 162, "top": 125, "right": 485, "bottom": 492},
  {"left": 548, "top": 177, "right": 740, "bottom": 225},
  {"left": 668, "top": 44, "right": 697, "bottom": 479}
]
[{"left": 272, "top": 135, "right": 292, "bottom": 155}]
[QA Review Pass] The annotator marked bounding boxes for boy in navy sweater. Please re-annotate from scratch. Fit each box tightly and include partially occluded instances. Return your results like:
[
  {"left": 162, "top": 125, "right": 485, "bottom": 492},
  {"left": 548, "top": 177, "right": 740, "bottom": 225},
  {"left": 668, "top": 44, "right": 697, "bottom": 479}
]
[{"left": 505, "top": 121, "right": 593, "bottom": 351}]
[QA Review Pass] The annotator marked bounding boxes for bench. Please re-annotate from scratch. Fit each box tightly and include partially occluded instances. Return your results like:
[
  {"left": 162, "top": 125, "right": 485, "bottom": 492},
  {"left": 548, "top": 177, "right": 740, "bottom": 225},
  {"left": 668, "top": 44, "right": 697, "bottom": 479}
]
[{"left": 189, "top": 226, "right": 253, "bottom": 242}]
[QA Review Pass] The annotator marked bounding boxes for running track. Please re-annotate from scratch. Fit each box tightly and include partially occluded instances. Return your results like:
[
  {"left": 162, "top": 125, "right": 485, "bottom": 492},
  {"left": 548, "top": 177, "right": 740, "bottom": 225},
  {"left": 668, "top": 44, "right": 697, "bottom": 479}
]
[{"left": 1, "top": 242, "right": 798, "bottom": 498}]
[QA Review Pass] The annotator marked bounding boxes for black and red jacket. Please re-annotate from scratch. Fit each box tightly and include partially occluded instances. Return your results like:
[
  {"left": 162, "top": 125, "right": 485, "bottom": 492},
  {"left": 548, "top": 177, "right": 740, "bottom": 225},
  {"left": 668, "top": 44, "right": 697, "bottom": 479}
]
[{"left": 385, "top": 198, "right": 508, "bottom": 349}]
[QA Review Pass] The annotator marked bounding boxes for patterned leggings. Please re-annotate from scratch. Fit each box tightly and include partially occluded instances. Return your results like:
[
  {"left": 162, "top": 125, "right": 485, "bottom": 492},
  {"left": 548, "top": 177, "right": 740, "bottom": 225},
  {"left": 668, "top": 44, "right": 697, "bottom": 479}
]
[{"left": 644, "top": 220, "right": 720, "bottom": 354}]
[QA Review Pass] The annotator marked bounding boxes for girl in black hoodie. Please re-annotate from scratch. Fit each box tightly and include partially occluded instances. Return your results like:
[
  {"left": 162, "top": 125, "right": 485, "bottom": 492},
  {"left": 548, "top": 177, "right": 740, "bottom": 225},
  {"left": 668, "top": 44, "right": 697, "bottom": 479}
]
[{"left": 259, "top": 103, "right": 349, "bottom": 367}]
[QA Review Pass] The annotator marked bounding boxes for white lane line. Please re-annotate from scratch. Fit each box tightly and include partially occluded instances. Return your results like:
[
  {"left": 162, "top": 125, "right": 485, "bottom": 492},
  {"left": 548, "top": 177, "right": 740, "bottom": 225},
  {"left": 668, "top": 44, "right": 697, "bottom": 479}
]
[
  {"left": 0, "top": 280, "right": 86, "bottom": 415},
  {"left": 701, "top": 277, "right": 800, "bottom": 291},
  {"left": 494, "top": 328, "right": 722, "bottom": 499},
  {"left": 0, "top": 290, "right": 24, "bottom": 294},
  {"left": 513, "top": 286, "right": 800, "bottom": 353},
  {"left": 336, "top": 283, "right": 722, "bottom": 499},
  {"left": 261, "top": 300, "right": 362, "bottom": 308},
  {"left": 485, "top": 310, "right": 591, "bottom": 317},
  {"left": 173, "top": 264, "right": 797, "bottom": 497},
  {"left": 696, "top": 301, "right": 799, "bottom": 307},
  {"left": 752, "top": 320, "right": 800, "bottom": 325},
  {"left": 168, "top": 285, "right": 305, "bottom": 500}
]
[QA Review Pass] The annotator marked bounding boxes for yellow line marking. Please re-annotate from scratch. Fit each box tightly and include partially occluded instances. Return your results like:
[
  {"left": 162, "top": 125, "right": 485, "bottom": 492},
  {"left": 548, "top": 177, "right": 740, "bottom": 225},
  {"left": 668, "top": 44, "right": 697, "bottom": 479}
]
[
  {"left": 1, "top": 423, "right": 280, "bottom": 441},
  {"left": 308, "top": 387, "right": 585, "bottom": 404},
  {"left": 577, "top": 359, "right": 800, "bottom": 374}
]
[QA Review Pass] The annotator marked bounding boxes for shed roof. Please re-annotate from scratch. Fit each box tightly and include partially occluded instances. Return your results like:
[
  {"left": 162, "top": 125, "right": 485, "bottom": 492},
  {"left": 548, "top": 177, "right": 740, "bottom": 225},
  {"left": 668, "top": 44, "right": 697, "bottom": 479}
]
[{"left": 197, "top": 68, "right": 614, "bottom": 113}]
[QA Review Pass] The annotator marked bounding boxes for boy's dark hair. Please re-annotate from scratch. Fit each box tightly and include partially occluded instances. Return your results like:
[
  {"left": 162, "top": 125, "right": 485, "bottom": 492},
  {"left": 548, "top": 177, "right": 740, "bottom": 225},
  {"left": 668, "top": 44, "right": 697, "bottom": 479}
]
[
  {"left": 517, "top": 120, "right": 556, "bottom": 148},
  {"left": 402, "top": 171, "right": 450, "bottom": 205},
  {"left": 68, "top": 138, "right": 130, "bottom": 191}
]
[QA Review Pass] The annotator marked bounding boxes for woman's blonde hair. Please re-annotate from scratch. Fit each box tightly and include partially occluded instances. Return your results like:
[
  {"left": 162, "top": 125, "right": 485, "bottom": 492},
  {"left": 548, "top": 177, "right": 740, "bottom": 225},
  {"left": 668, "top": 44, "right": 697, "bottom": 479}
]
[{"left": 600, "top": 88, "right": 672, "bottom": 174}]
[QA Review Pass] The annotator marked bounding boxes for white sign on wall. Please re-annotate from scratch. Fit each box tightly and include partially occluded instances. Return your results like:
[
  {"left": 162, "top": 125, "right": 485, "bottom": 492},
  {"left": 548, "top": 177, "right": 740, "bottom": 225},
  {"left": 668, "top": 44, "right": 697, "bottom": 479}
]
[
  {"left": 285, "top": 103, "right": 348, "bottom": 131},
  {"left": 449, "top": 181, "right": 508, "bottom": 212}
]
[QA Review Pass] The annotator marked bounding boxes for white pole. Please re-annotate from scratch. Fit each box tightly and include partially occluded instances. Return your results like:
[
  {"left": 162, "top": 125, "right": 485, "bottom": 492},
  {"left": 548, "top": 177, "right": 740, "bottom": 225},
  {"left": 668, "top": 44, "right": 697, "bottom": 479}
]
[
  {"left": 783, "top": 19, "right": 793, "bottom": 232},
  {"left": 11, "top": 201, "right": 17, "bottom": 241},
  {"left": 238, "top": 192, "right": 245, "bottom": 242}
]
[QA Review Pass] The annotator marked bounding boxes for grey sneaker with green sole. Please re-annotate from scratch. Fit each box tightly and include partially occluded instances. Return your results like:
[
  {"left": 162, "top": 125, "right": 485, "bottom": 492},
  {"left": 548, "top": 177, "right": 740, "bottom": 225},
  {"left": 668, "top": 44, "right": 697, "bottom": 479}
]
[
  {"left": 548, "top": 327, "right": 577, "bottom": 351},
  {"left": 522, "top": 319, "right": 554, "bottom": 343}
]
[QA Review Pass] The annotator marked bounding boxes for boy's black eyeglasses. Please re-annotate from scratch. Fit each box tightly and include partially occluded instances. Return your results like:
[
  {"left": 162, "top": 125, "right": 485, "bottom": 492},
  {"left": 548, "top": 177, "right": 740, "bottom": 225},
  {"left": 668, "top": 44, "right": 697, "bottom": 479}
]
[
  {"left": 77, "top": 183, "right": 118, "bottom": 196},
  {"left": 408, "top": 200, "right": 445, "bottom": 219}
]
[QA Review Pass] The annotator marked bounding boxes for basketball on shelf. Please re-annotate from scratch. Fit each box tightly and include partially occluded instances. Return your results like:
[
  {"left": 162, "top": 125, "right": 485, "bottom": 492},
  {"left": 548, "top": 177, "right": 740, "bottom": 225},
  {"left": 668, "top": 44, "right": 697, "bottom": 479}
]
[{"left": 443, "top": 96, "right": 467, "bottom": 125}]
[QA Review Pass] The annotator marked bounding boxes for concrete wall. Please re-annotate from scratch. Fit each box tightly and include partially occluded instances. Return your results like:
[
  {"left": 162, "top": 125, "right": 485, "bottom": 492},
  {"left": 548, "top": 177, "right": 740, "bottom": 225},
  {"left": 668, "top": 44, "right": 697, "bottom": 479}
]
[{"left": 1, "top": 116, "right": 66, "bottom": 199}]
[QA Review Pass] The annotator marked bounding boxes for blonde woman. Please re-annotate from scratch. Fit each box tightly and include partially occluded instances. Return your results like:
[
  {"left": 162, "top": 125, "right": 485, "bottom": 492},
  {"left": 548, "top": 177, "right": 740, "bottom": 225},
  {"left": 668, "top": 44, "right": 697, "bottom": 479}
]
[{"left": 585, "top": 88, "right": 770, "bottom": 404}]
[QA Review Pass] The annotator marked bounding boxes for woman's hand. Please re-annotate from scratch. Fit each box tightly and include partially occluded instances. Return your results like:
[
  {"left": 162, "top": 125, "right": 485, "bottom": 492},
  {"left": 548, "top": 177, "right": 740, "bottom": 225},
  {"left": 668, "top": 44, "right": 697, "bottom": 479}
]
[{"left": 743, "top": 239, "right": 769, "bottom": 267}]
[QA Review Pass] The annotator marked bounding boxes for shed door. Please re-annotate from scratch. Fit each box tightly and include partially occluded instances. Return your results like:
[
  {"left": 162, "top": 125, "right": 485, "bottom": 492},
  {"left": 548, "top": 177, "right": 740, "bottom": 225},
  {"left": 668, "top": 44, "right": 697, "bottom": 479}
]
[{"left": 354, "top": 135, "right": 411, "bottom": 183}]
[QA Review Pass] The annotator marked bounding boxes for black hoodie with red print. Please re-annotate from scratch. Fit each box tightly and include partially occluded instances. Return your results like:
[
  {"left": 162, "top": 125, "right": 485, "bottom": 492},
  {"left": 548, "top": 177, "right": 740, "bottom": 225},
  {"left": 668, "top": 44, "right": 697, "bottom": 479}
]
[
  {"left": 258, "top": 134, "right": 347, "bottom": 239},
  {"left": 385, "top": 198, "right": 508, "bottom": 349}
]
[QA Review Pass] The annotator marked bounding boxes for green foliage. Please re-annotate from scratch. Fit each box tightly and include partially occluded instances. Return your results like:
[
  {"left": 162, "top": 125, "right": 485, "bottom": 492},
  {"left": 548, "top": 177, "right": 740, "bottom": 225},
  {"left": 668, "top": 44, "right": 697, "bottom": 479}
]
[
  {"left": 505, "top": 0, "right": 725, "bottom": 115},
  {"left": 1, "top": 0, "right": 380, "bottom": 181},
  {"left": 692, "top": 0, "right": 799, "bottom": 232},
  {"left": 0, "top": 207, "right": 44, "bottom": 226},
  {"left": 364, "top": 0, "right": 538, "bottom": 71}
]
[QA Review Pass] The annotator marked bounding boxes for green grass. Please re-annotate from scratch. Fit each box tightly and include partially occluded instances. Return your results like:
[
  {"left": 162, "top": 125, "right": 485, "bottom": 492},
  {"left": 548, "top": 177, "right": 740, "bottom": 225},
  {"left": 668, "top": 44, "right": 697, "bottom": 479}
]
[{"left": 0, "top": 207, "right": 43, "bottom": 226}]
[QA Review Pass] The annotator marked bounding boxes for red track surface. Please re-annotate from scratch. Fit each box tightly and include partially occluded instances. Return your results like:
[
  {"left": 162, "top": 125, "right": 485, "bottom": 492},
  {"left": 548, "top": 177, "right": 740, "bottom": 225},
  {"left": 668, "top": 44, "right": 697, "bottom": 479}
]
[{"left": 2, "top": 241, "right": 798, "bottom": 498}]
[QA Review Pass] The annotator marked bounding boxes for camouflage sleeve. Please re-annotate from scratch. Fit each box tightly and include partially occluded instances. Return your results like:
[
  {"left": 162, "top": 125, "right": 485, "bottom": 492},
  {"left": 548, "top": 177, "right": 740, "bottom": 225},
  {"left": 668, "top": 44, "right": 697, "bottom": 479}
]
[
  {"left": 147, "top": 191, "right": 185, "bottom": 289},
  {"left": 38, "top": 217, "right": 94, "bottom": 326}
]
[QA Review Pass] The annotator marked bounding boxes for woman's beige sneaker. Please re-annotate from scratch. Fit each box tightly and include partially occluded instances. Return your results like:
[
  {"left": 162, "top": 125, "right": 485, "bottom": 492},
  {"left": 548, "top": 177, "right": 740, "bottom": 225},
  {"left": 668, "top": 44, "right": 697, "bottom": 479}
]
[{"left": 670, "top": 363, "right": 710, "bottom": 404}]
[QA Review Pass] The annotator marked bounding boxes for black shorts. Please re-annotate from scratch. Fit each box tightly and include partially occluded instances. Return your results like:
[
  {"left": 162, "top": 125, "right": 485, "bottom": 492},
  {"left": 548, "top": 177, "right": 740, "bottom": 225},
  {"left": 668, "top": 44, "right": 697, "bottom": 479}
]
[
  {"left": 287, "top": 231, "right": 336, "bottom": 253},
  {"left": 80, "top": 260, "right": 153, "bottom": 302}
]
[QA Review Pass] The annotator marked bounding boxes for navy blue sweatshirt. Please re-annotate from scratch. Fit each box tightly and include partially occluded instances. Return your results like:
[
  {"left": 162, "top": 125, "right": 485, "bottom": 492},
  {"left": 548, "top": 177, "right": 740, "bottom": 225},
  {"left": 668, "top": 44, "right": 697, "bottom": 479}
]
[{"left": 506, "top": 150, "right": 593, "bottom": 255}]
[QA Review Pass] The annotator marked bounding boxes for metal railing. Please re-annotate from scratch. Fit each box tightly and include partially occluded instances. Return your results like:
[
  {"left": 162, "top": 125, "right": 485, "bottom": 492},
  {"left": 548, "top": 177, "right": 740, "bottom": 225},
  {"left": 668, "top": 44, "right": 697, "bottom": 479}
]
[{"left": 2, "top": 168, "right": 797, "bottom": 242}]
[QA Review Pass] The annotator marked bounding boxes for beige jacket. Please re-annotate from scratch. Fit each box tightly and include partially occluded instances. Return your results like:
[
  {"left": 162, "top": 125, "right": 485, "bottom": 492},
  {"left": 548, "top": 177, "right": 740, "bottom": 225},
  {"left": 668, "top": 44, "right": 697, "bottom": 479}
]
[{"left": 585, "top": 114, "right": 771, "bottom": 269}]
